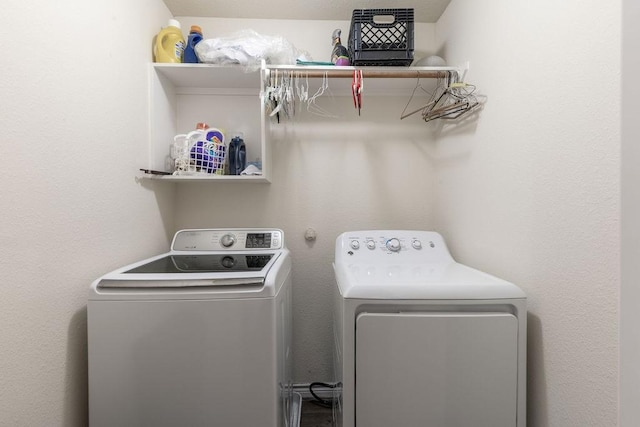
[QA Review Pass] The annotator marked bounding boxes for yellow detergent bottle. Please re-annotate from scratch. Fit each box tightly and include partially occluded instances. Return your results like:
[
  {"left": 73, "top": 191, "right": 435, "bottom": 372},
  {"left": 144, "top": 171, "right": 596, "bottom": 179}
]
[{"left": 154, "top": 19, "right": 186, "bottom": 63}]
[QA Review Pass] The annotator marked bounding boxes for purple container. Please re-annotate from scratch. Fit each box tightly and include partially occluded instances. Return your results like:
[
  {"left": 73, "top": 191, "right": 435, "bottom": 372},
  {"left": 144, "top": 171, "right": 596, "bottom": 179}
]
[{"left": 190, "top": 141, "right": 215, "bottom": 173}]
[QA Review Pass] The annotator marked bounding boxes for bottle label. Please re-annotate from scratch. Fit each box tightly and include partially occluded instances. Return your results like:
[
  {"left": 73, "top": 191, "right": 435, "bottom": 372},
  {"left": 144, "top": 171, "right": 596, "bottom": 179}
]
[{"left": 174, "top": 40, "right": 185, "bottom": 60}]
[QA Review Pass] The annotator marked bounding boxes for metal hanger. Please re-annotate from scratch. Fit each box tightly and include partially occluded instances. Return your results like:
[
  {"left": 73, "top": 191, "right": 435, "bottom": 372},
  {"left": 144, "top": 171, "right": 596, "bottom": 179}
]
[
  {"left": 422, "top": 81, "right": 481, "bottom": 122},
  {"left": 401, "top": 71, "right": 483, "bottom": 123},
  {"left": 400, "top": 75, "right": 445, "bottom": 120}
]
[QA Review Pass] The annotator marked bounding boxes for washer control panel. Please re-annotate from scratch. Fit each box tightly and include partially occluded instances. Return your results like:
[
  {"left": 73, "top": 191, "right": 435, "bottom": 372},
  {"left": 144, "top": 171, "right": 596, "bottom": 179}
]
[
  {"left": 172, "top": 229, "right": 284, "bottom": 251},
  {"left": 337, "top": 230, "right": 453, "bottom": 264}
]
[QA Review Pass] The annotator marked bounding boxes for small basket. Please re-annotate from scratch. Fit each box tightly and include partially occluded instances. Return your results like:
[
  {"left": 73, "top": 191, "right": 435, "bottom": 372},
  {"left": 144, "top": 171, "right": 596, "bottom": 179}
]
[
  {"left": 175, "top": 138, "right": 226, "bottom": 175},
  {"left": 210, "top": 139, "right": 226, "bottom": 175},
  {"left": 348, "top": 8, "right": 414, "bottom": 67}
]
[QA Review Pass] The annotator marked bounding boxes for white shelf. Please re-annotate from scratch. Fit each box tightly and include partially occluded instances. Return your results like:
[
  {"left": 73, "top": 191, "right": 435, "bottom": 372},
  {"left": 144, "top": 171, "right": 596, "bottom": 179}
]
[
  {"left": 153, "top": 63, "right": 260, "bottom": 94},
  {"left": 145, "top": 63, "right": 269, "bottom": 183},
  {"left": 143, "top": 62, "right": 467, "bottom": 183},
  {"left": 152, "top": 63, "right": 463, "bottom": 95},
  {"left": 142, "top": 173, "right": 269, "bottom": 183}
]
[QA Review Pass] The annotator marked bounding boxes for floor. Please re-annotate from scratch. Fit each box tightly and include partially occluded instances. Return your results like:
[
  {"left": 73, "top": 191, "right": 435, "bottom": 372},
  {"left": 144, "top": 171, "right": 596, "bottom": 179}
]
[{"left": 300, "top": 400, "right": 333, "bottom": 427}]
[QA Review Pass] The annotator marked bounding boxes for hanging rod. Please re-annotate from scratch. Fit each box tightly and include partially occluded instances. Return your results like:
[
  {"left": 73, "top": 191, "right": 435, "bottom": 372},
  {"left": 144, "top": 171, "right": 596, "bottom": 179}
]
[{"left": 264, "top": 65, "right": 461, "bottom": 80}]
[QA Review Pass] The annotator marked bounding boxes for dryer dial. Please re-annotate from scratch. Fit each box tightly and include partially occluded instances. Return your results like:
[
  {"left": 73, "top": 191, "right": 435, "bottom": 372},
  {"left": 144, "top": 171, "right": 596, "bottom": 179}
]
[
  {"left": 350, "top": 240, "right": 360, "bottom": 250},
  {"left": 386, "top": 238, "right": 401, "bottom": 252}
]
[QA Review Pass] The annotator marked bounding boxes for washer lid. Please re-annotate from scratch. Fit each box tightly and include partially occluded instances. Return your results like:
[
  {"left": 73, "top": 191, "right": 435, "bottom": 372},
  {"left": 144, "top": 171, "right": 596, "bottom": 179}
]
[
  {"left": 90, "top": 228, "right": 291, "bottom": 300},
  {"left": 121, "top": 253, "right": 274, "bottom": 274},
  {"left": 90, "top": 249, "right": 290, "bottom": 300},
  {"left": 334, "top": 261, "right": 526, "bottom": 300}
]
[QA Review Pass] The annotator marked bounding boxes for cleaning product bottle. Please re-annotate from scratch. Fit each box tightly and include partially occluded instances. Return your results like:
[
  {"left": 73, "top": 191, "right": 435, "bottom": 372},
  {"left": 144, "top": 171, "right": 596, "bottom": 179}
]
[
  {"left": 189, "top": 122, "right": 214, "bottom": 173},
  {"left": 153, "top": 19, "right": 186, "bottom": 63},
  {"left": 331, "top": 29, "right": 350, "bottom": 66},
  {"left": 183, "top": 25, "right": 203, "bottom": 63},
  {"left": 228, "top": 134, "right": 246, "bottom": 175}
]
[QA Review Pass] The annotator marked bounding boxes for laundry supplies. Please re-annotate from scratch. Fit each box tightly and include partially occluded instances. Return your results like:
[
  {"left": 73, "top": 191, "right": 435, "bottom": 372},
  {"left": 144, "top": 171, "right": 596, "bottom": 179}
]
[
  {"left": 184, "top": 25, "right": 203, "bottom": 63},
  {"left": 331, "top": 29, "right": 350, "bottom": 66},
  {"left": 154, "top": 19, "right": 185, "bottom": 63},
  {"left": 228, "top": 135, "right": 247, "bottom": 175}
]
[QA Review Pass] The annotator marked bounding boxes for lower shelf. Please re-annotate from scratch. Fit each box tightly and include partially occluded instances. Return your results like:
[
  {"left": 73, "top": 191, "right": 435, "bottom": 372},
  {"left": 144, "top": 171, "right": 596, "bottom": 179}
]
[{"left": 140, "top": 174, "right": 269, "bottom": 183}]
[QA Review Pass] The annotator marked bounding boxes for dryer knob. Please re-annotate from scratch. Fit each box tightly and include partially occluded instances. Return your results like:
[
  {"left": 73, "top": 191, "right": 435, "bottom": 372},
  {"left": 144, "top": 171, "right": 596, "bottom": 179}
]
[
  {"left": 350, "top": 240, "right": 360, "bottom": 250},
  {"left": 386, "top": 238, "right": 401, "bottom": 252},
  {"left": 220, "top": 234, "right": 236, "bottom": 248},
  {"left": 366, "top": 240, "right": 376, "bottom": 250},
  {"left": 412, "top": 239, "right": 422, "bottom": 249}
]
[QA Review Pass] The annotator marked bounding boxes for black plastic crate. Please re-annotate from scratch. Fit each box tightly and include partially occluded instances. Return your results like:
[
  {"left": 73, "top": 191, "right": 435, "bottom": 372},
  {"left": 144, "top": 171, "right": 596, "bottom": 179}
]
[{"left": 348, "top": 8, "right": 414, "bottom": 66}]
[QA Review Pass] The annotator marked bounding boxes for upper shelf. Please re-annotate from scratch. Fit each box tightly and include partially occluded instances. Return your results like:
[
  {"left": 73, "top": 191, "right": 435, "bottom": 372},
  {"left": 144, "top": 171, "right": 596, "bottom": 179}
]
[
  {"left": 153, "top": 63, "right": 260, "bottom": 95},
  {"left": 153, "top": 63, "right": 465, "bottom": 95}
]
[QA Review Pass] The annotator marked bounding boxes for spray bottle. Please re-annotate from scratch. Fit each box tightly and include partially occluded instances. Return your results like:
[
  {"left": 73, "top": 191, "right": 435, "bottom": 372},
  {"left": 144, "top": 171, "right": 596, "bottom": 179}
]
[{"left": 331, "top": 29, "right": 350, "bottom": 66}]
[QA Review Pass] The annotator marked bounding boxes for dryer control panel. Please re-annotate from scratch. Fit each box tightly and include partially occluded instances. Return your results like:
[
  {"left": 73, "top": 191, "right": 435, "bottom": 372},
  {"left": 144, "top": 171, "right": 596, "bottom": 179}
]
[
  {"left": 172, "top": 228, "right": 284, "bottom": 251},
  {"left": 335, "top": 230, "right": 453, "bottom": 264}
]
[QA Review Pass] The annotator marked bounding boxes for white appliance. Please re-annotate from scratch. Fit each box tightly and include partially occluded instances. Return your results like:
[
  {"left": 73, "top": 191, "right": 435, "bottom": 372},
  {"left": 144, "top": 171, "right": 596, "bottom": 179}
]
[
  {"left": 88, "top": 228, "right": 298, "bottom": 427},
  {"left": 332, "top": 230, "right": 527, "bottom": 427}
]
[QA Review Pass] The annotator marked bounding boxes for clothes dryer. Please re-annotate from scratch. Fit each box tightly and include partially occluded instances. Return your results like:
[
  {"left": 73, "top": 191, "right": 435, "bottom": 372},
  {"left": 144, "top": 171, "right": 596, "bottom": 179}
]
[
  {"left": 332, "top": 230, "right": 526, "bottom": 427},
  {"left": 89, "top": 228, "right": 298, "bottom": 427}
]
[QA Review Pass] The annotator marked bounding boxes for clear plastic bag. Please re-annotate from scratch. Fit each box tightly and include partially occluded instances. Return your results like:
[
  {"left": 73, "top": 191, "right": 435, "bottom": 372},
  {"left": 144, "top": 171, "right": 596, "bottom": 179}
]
[{"left": 195, "top": 29, "right": 305, "bottom": 70}]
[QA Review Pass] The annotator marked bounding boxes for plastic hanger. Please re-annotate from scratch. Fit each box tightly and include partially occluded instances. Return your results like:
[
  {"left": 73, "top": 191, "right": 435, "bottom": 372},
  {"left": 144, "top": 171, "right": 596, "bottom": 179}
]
[{"left": 352, "top": 70, "right": 363, "bottom": 115}]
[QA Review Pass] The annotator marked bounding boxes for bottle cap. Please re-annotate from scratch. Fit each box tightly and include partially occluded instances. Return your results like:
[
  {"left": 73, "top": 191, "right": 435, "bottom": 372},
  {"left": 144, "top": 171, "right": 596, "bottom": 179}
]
[
  {"left": 190, "top": 25, "right": 203, "bottom": 34},
  {"left": 168, "top": 19, "right": 181, "bottom": 29}
]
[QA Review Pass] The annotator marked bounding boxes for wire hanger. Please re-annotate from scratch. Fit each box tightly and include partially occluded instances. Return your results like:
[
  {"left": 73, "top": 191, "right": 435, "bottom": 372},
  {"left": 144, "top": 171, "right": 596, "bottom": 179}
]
[
  {"left": 306, "top": 72, "right": 338, "bottom": 118},
  {"left": 401, "top": 71, "right": 484, "bottom": 123},
  {"left": 400, "top": 75, "right": 442, "bottom": 120},
  {"left": 422, "top": 81, "right": 482, "bottom": 122},
  {"left": 265, "top": 69, "right": 296, "bottom": 121}
]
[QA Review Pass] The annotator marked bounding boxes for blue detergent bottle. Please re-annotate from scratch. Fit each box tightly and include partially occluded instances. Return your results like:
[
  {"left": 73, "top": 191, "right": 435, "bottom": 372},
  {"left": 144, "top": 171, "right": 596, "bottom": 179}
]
[
  {"left": 228, "top": 135, "right": 246, "bottom": 175},
  {"left": 183, "top": 25, "right": 203, "bottom": 63}
]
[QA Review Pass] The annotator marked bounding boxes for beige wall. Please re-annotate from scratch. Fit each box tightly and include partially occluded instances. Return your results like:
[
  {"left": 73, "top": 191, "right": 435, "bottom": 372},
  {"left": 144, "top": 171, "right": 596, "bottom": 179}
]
[
  {"left": 172, "top": 17, "right": 441, "bottom": 384},
  {"left": 0, "top": 0, "right": 175, "bottom": 425},
  {"left": 621, "top": 0, "right": 640, "bottom": 425},
  {"left": 436, "top": 1, "right": 620, "bottom": 426},
  {"left": 177, "top": 8, "right": 622, "bottom": 426},
  {"left": 0, "top": 1, "right": 624, "bottom": 426}
]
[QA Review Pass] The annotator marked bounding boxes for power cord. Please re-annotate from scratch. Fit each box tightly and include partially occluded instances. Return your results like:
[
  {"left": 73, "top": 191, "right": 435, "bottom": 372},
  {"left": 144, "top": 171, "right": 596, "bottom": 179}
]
[{"left": 309, "top": 382, "right": 339, "bottom": 408}]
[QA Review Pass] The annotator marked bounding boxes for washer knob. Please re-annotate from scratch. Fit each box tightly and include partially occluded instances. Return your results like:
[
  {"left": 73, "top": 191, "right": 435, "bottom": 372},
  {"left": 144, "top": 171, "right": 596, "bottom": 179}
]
[
  {"left": 220, "top": 234, "right": 236, "bottom": 248},
  {"left": 366, "top": 240, "right": 376, "bottom": 250},
  {"left": 386, "top": 238, "right": 401, "bottom": 252},
  {"left": 350, "top": 240, "right": 360, "bottom": 250},
  {"left": 412, "top": 239, "right": 422, "bottom": 249},
  {"left": 221, "top": 256, "right": 236, "bottom": 268}
]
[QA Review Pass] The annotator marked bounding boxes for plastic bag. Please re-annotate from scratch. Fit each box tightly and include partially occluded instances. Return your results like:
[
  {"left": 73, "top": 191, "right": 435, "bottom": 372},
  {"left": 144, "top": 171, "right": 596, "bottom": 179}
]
[{"left": 195, "top": 29, "right": 306, "bottom": 70}]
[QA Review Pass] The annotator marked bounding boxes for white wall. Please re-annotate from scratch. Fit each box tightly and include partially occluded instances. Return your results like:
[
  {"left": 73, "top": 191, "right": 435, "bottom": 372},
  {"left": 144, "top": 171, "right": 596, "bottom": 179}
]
[
  {"left": 172, "top": 17, "right": 441, "bottom": 383},
  {"left": 621, "top": 0, "right": 640, "bottom": 424},
  {"left": 435, "top": 1, "right": 620, "bottom": 426},
  {"left": 0, "top": 0, "right": 173, "bottom": 425}
]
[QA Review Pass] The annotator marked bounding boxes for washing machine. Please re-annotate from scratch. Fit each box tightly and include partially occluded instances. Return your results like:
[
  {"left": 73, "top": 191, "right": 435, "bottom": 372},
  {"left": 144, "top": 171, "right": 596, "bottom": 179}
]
[
  {"left": 88, "top": 228, "right": 299, "bottom": 427},
  {"left": 332, "top": 230, "right": 526, "bottom": 427}
]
